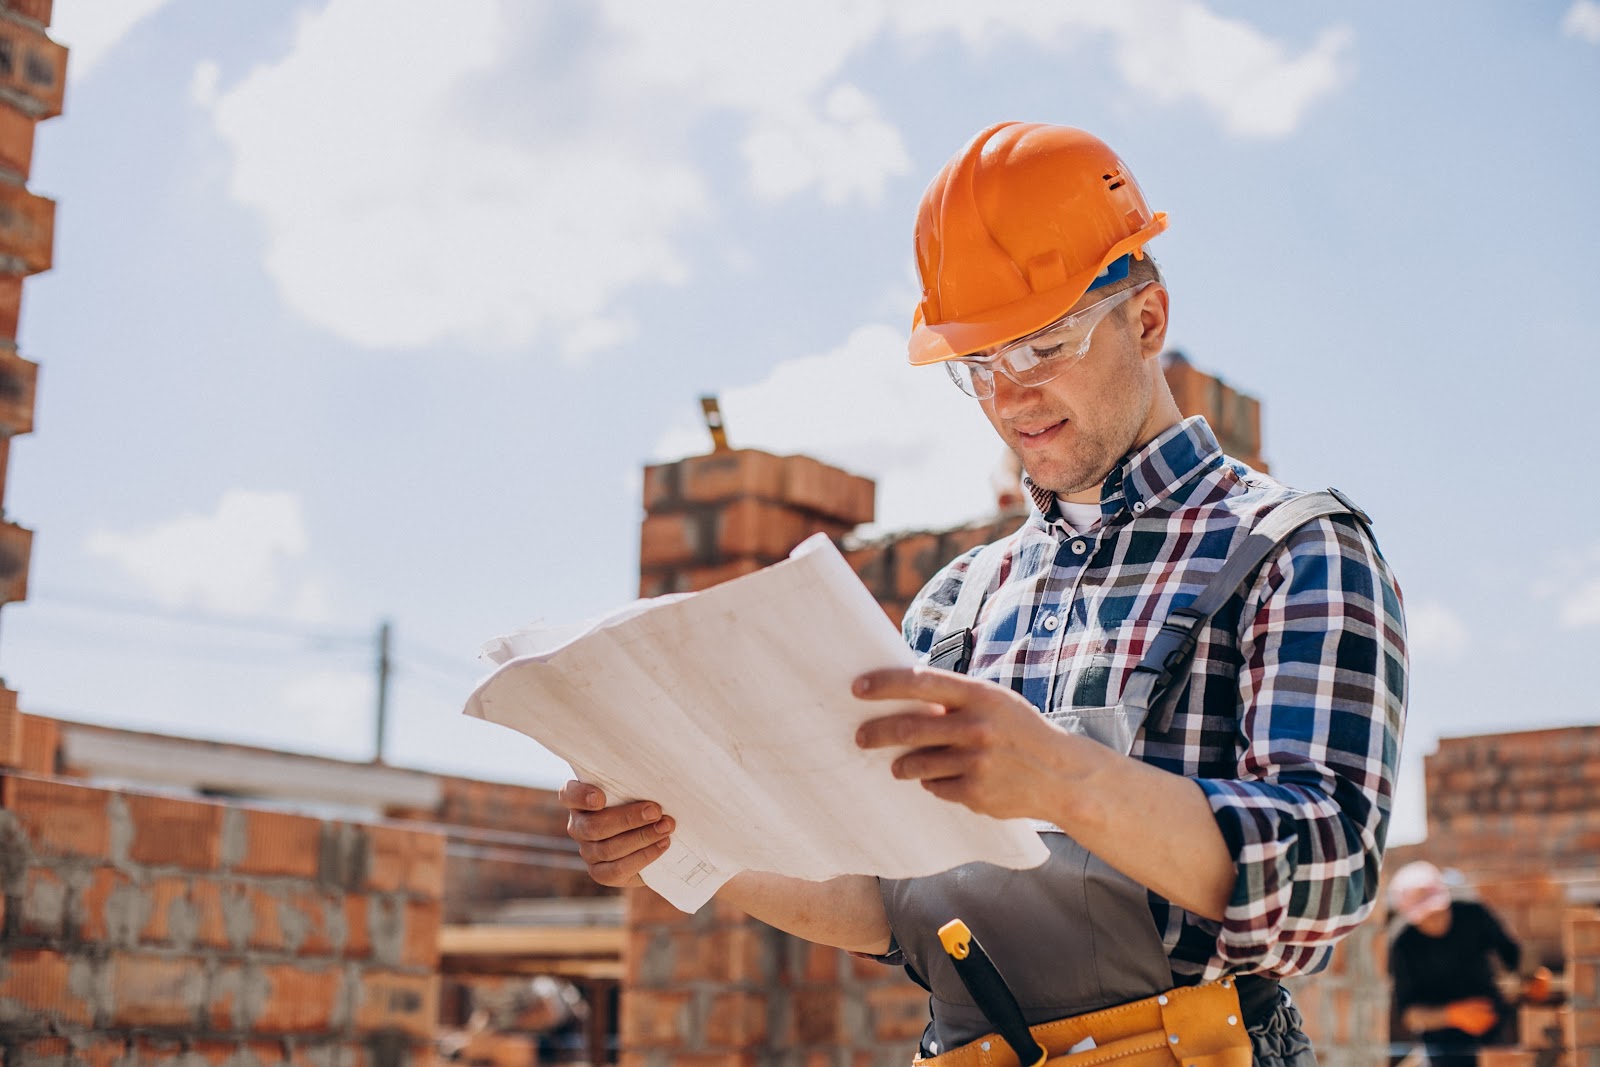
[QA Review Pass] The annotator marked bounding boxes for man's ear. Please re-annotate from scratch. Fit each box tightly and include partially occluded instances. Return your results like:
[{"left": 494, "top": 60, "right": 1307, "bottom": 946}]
[{"left": 1137, "top": 285, "right": 1170, "bottom": 359}]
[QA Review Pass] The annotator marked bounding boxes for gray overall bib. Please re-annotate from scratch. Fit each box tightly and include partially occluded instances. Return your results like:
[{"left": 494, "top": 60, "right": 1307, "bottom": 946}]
[{"left": 883, "top": 491, "right": 1359, "bottom": 1064}]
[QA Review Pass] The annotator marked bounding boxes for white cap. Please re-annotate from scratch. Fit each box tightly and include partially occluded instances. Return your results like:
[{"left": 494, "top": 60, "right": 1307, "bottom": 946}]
[{"left": 1388, "top": 860, "right": 1452, "bottom": 925}]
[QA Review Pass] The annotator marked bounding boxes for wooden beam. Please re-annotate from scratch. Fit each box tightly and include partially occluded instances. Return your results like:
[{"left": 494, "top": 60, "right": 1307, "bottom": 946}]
[{"left": 439, "top": 924, "right": 623, "bottom": 958}]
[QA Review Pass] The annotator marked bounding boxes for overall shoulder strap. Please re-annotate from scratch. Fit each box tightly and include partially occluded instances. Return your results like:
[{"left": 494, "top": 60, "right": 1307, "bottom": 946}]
[
  {"left": 1122, "top": 489, "right": 1368, "bottom": 733},
  {"left": 924, "top": 539, "right": 1010, "bottom": 675}
]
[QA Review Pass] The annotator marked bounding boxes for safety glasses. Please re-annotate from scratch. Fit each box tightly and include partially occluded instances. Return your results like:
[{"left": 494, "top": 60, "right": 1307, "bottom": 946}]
[{"left": 944, "top": 283, "right": 1148, "bottom": 399}]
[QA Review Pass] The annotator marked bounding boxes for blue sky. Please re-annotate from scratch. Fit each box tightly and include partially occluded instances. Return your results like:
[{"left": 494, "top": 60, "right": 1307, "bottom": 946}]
[{"left": 5, "top": 1, "right": 1598, "bottom": 846}]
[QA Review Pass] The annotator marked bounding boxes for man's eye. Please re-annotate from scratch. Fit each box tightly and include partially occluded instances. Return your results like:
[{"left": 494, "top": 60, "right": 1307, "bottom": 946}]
[{"left": 1031, "top": 343, "right": 1067, "bottom": 361}]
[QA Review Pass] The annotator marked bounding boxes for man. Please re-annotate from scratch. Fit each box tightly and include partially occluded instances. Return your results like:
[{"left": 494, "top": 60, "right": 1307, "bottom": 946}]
[
  {"left": 1390, "top": 862, "right": 1521, "bottom": 1067},
  {"left": 562, "top": 122, "right": 1407, "bottom": 1066}
]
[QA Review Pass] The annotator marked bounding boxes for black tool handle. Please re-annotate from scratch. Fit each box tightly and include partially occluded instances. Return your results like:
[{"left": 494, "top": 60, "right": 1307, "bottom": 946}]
[{"left": 939, "top": 920, "right": 1046, "bottom": 1066}]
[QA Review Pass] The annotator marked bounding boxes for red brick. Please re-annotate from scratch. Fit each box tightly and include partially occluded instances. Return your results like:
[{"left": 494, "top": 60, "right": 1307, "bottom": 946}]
[
  {"left": 108, "top": 954, "right": 204, "bottom": 1027},
  {"left": 365, "top": 822, "right": 446, "bottom": 897},
  {"left": 226, "top": 883, "right": 286, "bottom": 951},
  {"left": 715, "top": 498, "right": 808, "bottom": 559},
  {"left": 1522, "top": 1005, "right": 1565, "bottom": 1048},
  {"left": 235, "top": 807, "right": 322, "bottom": 878},
  {"left": 15, "top": 714, "right": 56, "bottom": 775},
  {"left": 0, "top": 98, "right": 34, "bottom": 178},
  {"left": 279, "top": 889, "right": 335, "bottom": 956},
  {"left": 621, "top": 989, "right": 692, "bottom": 1047},
  {"left": 0, "top": 948, "right": 92, "bottom": 1025},
  {"left": 2, "top": 775, "right": 110, "bottom": 858},
  {"left": 74, "top": 866, "right": 131, "bottom": 942},
  {"left": 627, "top": 885, "right": 687, "bottom": 926},
  {"left": 1568, "top": 911, "right": 1600, "bottom": 962},
  {"left": 356, "top": 970, "right": 438, "bottom": 1038},
  {"left": 343, "top": 895, "right": 373, "bottom": 958},
  {"left": 678, "top": 558, "right": 763, "bottom": 592},
  {"left": 783, "top": 454, "right": 874, "bottom": 525},
  {"left": 123, "top": 791, "right": 224, "bottom": 869},
  {"left": 643, "top": 463, "right": 680, "bottom": 512},
  {"left": 0, "top": 2, "right": 54, "bottom": 28},
  {"left": 789, "top": 987, "right": 841, "bottom": 1045},
  {"left": 891, "top": 532, "right": 942, "bottom": 601},
  {"left": 1478, "top": 1052, "right": 1536, "bottom": 1067},
  {"left": 1574, "top": 959, "right": 1600, "bottom": 1005},
  {"left": 257, "top": 964, "right": 344, "bottom": 1033},
  {"left": 0, "top": 18, "right": 63, "bottom": 117},
  {"left": 0, "top": 519, "right": 32, "bottom": 602},
  {"left": 402, "top": 899, "right": 441, "bottom": 967},
  {"left": 0, "top": 181, "right": 53, "bottom": 273},
  {"left": 0, "top": 687, "right": 19, "bottom": 765},
  {"left": 641, "top": 512, "right": 704, "bottom": 568},
  {"left": 1568, "top": 1006, "right": 1600, "bottom": 1050},
  {"left": 705, "top": 991, "right": 766, "bottom": 1047},
  {"left": 189, "top": 880, "right": 231, "bottom": 949},
  {"left": 675, "top": 450, "right": 787, "bottom": 505},
  {"left": 673, "top": 1057, "right": 758, "bottom": 1067},
  {"left": 866, "top": 983, "right": 930, "bottom": 1041}
]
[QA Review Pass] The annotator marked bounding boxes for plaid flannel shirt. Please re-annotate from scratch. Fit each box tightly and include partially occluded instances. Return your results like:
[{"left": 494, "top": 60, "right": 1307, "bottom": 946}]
[{"left": 902, "top": 416, "right": 1407, "bottom": 982}]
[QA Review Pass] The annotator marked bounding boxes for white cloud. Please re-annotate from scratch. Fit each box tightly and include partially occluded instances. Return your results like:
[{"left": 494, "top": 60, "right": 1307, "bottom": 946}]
[
  {"left": 1405, "top": 601, "right": 1469, "bottom": 660},
  {"left": 1564, "top": 1, "right": 1600, "bottom": 43},
  {"left": 1559, "top": 577, "right": 1600, "bottom": 628},
  {"left": 652, "top": 321, "right": 1006, "bottom": 534},
  {"left": 86, "top": 490, "right": 319, "bottom": 616},
  {"left": 49, "top": 0, "right": 178, "bottom": 82},
  {"left": 198, "top": 0, "right": 1349, "bottom": 355}
]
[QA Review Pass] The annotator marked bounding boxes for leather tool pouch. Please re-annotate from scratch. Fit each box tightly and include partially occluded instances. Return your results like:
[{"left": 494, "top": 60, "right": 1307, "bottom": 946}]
[{"left": 912, "top": 980, "right": 1253, "bottom": 1067}]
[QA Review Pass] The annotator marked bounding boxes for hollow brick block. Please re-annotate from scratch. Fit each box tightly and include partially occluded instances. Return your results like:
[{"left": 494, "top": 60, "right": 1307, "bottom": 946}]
[
  {"left": 16, "top": 713, "right": 56, "bottom": 774},
  {"left": 0, "top": 181, "right": 52, "bottom": 272},
  {"left": 233, "top": 806, "right": 323, "bottom": 878},
  {"left": 108, "top": 954, "right": 205, "bottom": 1028},
  {"left": 705, "top": 990, "right": 767, "bottom": 1048},
  {"left": 0, "top": 685, "right": 18, "bottom": 766},
  {"left": 782, "top": 454, "right": 874, "bottom": 526},
  {"left": 0, "top": 948, "right": 92, "bottom": 1027},
  {"left": 1567, "top": 1005, "right": 1600, "bottom": 1050},
  {"left": 356, "top": 970, "right": 439, "bottom": 1038},
  {"left": 251, "top": 963, "right": 345, "bottom": 1033},
  {"left": 640, "top": 511, "right": 704, "bottom": 569},
  {"left": 1, "top": 773, "right": 110, "bottom": 857},
  {"left": 0, "top": 519, "right": 32, "bottom": 602},
  {"left": 678, "top": 450, "right": 787, "bottom": 505},
  {"left": 0, "top": 2, "right": 54, "bottom": 28},
  {"left": 0, "top": 98, "right": 33, "bottom": 178},
  {"left": 122, "top": 791, "right": 225, "bottom": 869},
  {"left": 1567, "top": 911, "right": 1600, "bottom": 963},
  {"left": 0, "top": 17, "right": 65, "bottom": 116},
  {"left": 620, "top": 989, "right": 693, "bottom": 1048}
]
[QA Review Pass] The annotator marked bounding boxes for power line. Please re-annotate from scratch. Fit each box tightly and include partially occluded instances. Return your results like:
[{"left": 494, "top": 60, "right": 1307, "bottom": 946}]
[{"left": 30, "top": 587, "right": 370, "bottom": 645}]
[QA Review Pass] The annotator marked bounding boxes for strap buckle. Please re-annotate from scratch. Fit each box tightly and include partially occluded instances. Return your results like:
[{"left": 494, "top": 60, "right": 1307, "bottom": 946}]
[
  {"left": 928, "top": 629, "right": 975, "bottom": 674},
  {"left": 1134, "top": 606, "right": 1206, "bottom": 691}
]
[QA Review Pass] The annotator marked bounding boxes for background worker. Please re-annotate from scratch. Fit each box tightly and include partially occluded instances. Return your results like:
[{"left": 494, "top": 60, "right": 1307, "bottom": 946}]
[
  {"left": 1390, "top": 861, "right": 1522, "bottom": 1067},
  {"left": 562, "top": 122, "right": 1408, "bottom": 1067}
]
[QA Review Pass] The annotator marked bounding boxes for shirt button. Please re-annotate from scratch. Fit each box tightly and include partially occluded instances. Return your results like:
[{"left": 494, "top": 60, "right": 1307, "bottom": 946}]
[
  {"left": 1070, "top": 539, "right": 1088, "bottom": 555},
  {"left": 1043, "top": 614, "right": 1059, "bottom": 631},
  {"left": 1132, "top": 501, "right": 1147, "bottom": 513}
]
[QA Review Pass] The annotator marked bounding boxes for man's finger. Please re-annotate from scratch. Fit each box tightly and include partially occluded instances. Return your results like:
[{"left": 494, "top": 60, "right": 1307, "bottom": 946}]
[
  {"left": 891, "top": 747, "right": 972, "bottom": 782},
  {"left": 558, "top": 780, "right": 607, "bottom": 811},
  {"left": 589, "top": 838, "right": 671, "bottom": 888},
  {"left": 857, "top": 710, "right": 986, "bottom": 751},
  {"left": 566, "top": 800, "right": 666, "bottom": 841},
  {"left": 854, "top": 666, "right": 992, "bottom": 706},
  {"left": 575, "top": 818, "right": 675, "bottom": 864}
]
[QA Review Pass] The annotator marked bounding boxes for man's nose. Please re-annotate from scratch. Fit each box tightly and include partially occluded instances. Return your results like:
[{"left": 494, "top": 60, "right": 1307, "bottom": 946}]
[{"left": 987, "top": 370, "right": 1039, "bottom": 421}]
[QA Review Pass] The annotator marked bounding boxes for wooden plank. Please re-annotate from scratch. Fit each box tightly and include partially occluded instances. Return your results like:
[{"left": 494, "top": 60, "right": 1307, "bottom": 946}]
[{"left": 439, "top": 924, "right": 623, "bottom": 958}]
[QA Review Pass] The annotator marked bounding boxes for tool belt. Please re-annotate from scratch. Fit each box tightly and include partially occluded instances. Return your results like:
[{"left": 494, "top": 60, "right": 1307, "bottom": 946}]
[{"left": 912, "top": 980, "right": 1254, "bottom": 1067}]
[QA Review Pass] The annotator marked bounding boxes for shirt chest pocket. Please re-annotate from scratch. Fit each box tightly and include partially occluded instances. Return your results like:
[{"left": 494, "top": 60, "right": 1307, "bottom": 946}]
[{"left": 1063, "top": 617, "right": 1164, "bottom": 708}]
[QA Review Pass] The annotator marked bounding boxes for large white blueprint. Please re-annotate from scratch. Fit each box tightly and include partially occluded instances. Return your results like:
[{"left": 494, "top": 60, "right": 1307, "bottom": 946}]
[{"left": 464, "top": 534, "right": 1048, "bottom": 912}]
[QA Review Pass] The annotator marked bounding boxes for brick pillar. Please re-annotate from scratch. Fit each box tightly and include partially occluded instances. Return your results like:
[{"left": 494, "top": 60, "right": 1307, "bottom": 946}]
[
  {"left": 1162, "top": 351, "right": 1268, "bottom": 471},
  {"left": 639, "top": 448, "right": 874, "bottom": 597},
  {"left": 629, "top": 447, "right": 931, "bottom": 1067},
  {"left": 0, "top": 0, "right": 64, "bottom": 769},
  {"left": 1567, "top": 910, "right": 1600, "bottom": 1067}
]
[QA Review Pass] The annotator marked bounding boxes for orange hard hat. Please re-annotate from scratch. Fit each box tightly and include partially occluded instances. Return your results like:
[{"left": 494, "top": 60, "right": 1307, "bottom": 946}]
[{"left": 908, "top": 121, "right": 1168, "bottom": 366}]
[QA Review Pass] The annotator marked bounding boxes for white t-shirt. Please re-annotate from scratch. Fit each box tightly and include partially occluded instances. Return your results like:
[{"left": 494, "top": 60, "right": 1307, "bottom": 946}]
[{"left": 1056, "top": 499, "right": 1102, "bottom": 533}]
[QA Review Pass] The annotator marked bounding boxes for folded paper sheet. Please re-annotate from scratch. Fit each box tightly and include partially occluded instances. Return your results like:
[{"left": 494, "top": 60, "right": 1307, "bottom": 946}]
[{"left": 464, "top": 534, "right": 1048, "bottom": 911}]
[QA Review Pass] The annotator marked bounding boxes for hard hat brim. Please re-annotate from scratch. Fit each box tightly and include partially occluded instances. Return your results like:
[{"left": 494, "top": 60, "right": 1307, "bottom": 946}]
[{"left": 908, "top": 216, "right": 1167, "bottom": 367}]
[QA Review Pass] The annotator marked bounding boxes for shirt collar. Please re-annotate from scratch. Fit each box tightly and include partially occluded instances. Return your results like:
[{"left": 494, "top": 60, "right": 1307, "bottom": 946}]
[{"left": 1022, "top": 416, "right": 1223, "bottom": 524}]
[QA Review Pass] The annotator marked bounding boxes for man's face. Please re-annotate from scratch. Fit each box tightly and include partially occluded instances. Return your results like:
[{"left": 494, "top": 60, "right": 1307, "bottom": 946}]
[{"left": 977, "top": 284, "right": 1168, "bottom": 502}]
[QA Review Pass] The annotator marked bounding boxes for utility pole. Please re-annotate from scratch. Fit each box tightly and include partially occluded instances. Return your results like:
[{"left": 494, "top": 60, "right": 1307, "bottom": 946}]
[{"left": 374, "top": 619, "right": 392, "bottom": 764}]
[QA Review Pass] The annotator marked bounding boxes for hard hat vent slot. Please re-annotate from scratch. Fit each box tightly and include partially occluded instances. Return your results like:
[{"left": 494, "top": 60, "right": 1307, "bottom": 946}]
[{"left": 1103, "top": 169, "right": 1125, "bottom": 191}]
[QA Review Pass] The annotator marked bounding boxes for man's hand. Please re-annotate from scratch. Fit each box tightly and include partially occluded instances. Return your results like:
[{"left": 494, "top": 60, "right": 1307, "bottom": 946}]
[
  {"left": 559, "top": 781, "right": 673, "bottom": 888},
  {"left": 852, "top": 666, "right": 1096, "bottom": 821}
]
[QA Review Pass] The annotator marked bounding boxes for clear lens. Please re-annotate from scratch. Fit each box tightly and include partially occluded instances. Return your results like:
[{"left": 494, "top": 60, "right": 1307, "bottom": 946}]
[
  {"left": 941, "top": 283, "right": 1149, "bottom": 399},
  {"left": 945, "top": 360, "right": 994, "bottom": 398}
]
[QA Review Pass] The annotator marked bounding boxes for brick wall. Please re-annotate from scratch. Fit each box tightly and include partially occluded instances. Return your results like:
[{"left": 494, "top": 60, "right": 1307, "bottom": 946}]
[
  {"left": 0, "top": 772, "right": 445, "bottom": 1067},
  {"left": 0, "top": 0, "right": 63, "bottom": 771}
]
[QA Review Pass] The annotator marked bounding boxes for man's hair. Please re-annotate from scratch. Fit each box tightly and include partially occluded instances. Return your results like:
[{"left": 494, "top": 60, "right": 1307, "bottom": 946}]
[{"left": 1108, "top": 251, "right": 1163, "bottom": 323}]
